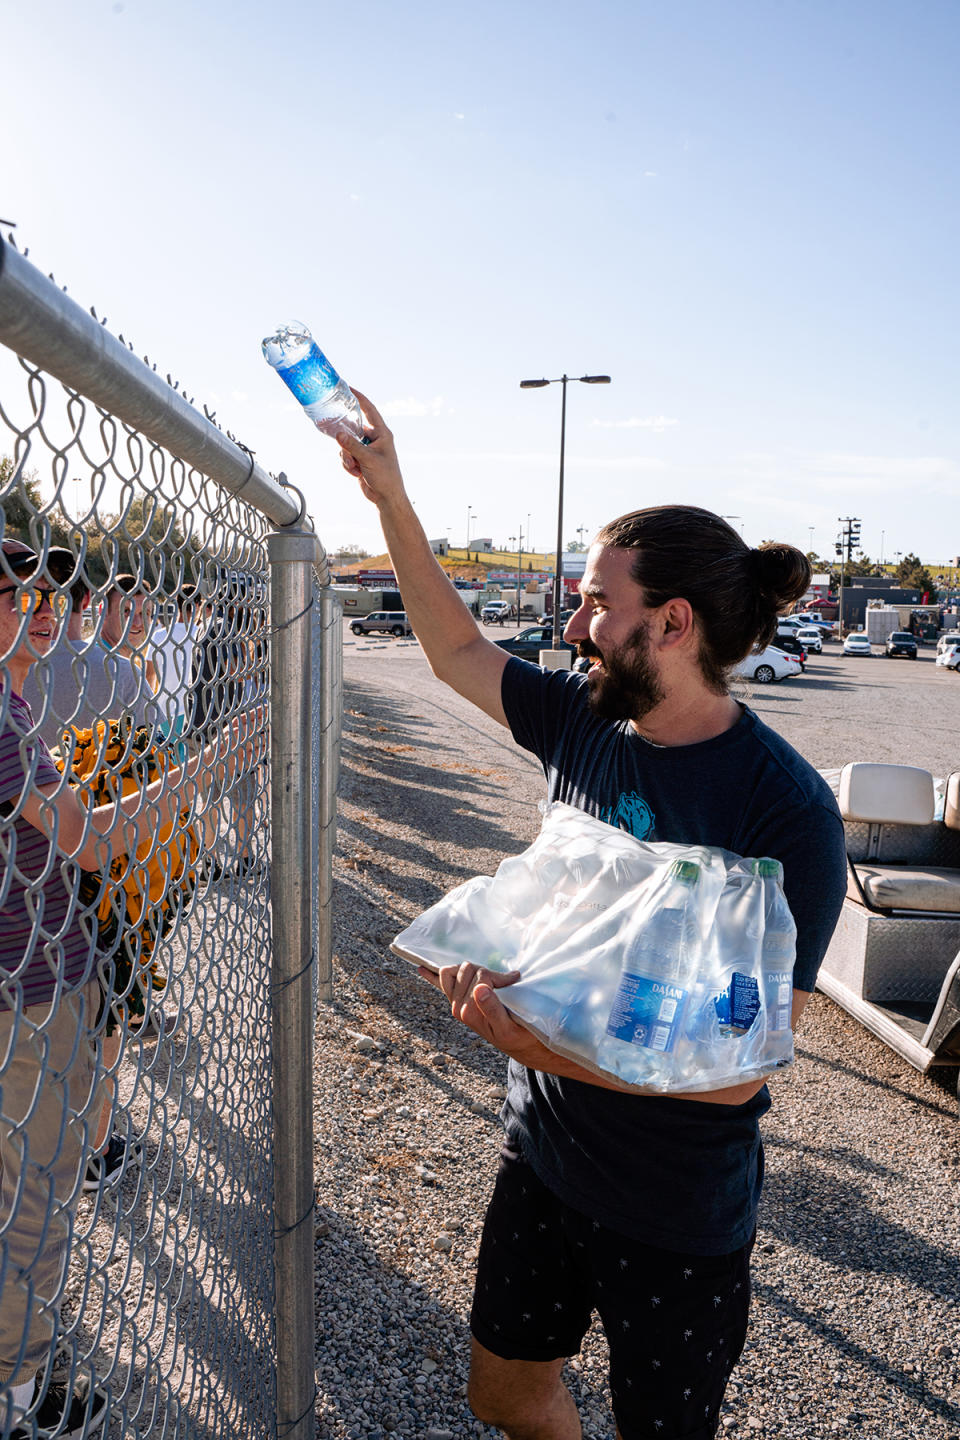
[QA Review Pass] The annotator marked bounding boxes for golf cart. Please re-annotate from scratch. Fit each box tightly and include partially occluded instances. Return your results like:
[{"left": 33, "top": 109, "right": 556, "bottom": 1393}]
[{"left": 816, "top": 764, "right": 960, "bottom": 1113}]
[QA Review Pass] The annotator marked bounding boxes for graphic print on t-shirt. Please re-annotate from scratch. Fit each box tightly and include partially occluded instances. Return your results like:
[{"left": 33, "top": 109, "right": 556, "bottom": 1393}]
[{"left": 601, "top": 791, "right": 655, "bottom": 839}]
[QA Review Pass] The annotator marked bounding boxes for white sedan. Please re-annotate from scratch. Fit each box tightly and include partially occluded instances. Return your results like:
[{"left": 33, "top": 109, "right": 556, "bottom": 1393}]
[
  {"left": 935, "top": 643, "right": 960, "bottom": 671},
  {"left": 843, "top": 632, "right": 873, "bottom": 656},
  {"left": 730, "top": 644, "right": 803, "bottom": 684}
]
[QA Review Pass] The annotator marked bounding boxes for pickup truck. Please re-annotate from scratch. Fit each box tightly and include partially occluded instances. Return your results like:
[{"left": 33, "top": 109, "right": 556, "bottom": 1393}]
[{"left": 481, "top": 601, "right": 515, "bottom": 625}]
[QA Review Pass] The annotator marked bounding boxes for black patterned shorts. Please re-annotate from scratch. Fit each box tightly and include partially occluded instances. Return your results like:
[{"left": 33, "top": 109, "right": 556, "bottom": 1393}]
[{"left": 470, "top": 1141, "right": 755, "bottom": 1440}]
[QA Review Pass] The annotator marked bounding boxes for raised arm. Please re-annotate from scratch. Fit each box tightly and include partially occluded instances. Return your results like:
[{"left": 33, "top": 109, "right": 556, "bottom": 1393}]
[{"left": 336, "top": 393, "right": 510, "bottom": 726}]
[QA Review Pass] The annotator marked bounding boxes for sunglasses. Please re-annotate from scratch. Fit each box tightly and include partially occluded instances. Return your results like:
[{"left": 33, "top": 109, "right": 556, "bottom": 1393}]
[{"left": 0, "top": 585, "right": 69, "bottom": 618}]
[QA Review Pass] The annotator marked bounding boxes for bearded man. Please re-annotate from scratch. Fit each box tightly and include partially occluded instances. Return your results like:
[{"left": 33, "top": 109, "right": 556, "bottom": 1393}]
[{"left": 336, "top": 396, "right": 847, "bottom": 1440}]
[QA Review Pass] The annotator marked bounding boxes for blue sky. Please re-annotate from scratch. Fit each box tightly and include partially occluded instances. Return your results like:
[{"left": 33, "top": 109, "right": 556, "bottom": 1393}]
[{"left": 3, "top": 0, "right": 958, "bottom": 563}]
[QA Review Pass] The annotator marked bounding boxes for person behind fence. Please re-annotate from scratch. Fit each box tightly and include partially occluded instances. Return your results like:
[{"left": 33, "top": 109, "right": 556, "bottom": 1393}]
[
  {"left": 21, "top": 565, "right": 149, "bottom": 1194},
  {"left": 150, "top": 582, "right": 202, "bottom": 746},
  {"left": 187, "top": 575, "right": 261, "bottom": 879},
  {"left": 101, "top": 571, "right": 158, "bottom": 697},
  {"left": 335, "top": 399, "right": 848, "bottom": 1440},
  {"left": 20, "top": 569, "right": 146, "bottom": 749},
  {"left": 0, "top": 538, "right": 264, "bottom": 1438}
]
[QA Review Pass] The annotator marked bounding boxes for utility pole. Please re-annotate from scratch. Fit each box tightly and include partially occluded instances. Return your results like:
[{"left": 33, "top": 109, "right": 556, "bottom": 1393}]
[{"left": 836, "top": 515, "right": 861, "bottom": 633}]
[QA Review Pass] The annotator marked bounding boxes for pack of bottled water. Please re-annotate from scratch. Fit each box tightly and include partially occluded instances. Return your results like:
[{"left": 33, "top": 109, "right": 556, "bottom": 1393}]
[{"left": 392, "top": 802, "right": 797, "bottom": 1093}]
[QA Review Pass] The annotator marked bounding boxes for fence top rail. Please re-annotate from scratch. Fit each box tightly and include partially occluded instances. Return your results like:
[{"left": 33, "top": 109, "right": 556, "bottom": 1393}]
[{"left": 0, "top": 235, "right": 307, "bottom": 533}]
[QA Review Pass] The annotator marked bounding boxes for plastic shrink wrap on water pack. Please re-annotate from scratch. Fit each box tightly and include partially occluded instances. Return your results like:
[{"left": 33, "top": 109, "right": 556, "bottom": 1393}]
[{"left": 392, "top": 802, "right": 797, "bottom": 1094}]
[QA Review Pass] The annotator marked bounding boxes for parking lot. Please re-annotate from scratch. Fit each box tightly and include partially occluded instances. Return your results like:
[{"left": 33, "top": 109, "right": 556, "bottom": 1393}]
[{"left": 344, "top": 622, "right": 959, "bottom": 779}]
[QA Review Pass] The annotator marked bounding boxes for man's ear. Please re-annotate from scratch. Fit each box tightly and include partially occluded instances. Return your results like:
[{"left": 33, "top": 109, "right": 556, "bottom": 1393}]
[{"left": 659, "top": 598, "right": 695, "bottom": 647}]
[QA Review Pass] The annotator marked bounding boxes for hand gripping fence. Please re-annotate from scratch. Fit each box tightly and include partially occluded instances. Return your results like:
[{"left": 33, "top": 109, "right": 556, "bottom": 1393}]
[{"left": 0, "top": 233, "right": 340, "bottom": 1440}]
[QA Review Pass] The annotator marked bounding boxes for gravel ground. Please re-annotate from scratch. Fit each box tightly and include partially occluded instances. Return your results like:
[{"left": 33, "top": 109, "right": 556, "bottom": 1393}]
[{"left": 315, "top": 629, "right": 960, "bottom": 1440}]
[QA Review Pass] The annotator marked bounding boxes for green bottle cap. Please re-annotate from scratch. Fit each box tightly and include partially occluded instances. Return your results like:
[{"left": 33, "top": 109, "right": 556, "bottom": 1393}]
[
  {"left": 753, "top": 858, "right": 782, "bottom": 879},
  {"left": 672, "top": 859, "right": 700, "bottom": 885}
]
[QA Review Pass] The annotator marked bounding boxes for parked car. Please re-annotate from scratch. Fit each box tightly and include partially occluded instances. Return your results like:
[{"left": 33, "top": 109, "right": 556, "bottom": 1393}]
[
  {"left": 885, "top": 631, "right": 918, "bottom": 659},
  {"left": 936, "top": 630, "right": 960, "bottom": 657},
  {"left": 843, "top": 632, "right": 873, "bottom": 656},
  {"left": 481, "top": 601, "right": 515, "bottom": 625},
  {"left": 794, "top": 625, "right": 823, "bottom": 654},
  {"left": 729, "top": 644, "right": 802, "bottom": 684},
  {"left": 349, "top": 610, "right": 413, "bottom": 637},
  {"left": 935, "top": 643, "right": 960, "bottom": 671},
  {"left": 493, "top": 625, "right": 577, "bottom": 663},
  {"left": 772, "top": 633, "right": 808, "bottom": 668}
]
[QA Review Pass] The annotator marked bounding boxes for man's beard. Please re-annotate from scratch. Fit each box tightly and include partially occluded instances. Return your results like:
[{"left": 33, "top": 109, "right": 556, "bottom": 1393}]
[{"left": 580, "top": 620, "right": 665, "bottom": 723}]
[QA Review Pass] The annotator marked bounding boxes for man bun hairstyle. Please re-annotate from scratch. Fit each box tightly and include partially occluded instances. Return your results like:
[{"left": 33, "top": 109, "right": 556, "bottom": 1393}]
[{"left": 594, "top": 506, "right": 811, "bottom": 694}]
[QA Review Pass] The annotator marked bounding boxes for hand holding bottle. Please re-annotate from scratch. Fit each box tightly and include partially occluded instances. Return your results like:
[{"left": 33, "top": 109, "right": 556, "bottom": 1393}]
[{"left": 336, "top": 390, "right": 408, "bottom": 510}]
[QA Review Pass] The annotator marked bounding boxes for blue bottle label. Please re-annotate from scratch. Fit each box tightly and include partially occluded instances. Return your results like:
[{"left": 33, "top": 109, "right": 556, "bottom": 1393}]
[
  {"left": 606, "top": 974, "right": 688, "bottom": 1053},
  {"left": 278, "top": 344, "right": 341, "bottom": 405},
  {"left": 714, "top": 972, "right": 761, "bottom": 1034}
]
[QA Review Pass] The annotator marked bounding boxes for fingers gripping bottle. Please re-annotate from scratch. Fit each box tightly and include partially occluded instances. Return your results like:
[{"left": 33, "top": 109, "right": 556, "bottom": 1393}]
[
  {"left": 261, "top": 322, "right": 366, "bottom": 441},
  {"left": 598, "top": 859, "right": 701, "bottom": 1087}
]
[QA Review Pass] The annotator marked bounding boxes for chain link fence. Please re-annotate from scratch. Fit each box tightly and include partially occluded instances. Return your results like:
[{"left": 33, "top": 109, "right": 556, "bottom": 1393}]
[{"left": 0, "top": 234, "right": 337, "bottom": 1440}]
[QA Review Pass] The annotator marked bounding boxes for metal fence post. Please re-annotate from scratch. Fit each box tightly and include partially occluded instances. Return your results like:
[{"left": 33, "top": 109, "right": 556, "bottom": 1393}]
[
  {"left": 317, "top": 586, "right": 340, "bottom": 1003},
  {"left": 268, "top": 528, "right": 323, "bottom": 1440}
]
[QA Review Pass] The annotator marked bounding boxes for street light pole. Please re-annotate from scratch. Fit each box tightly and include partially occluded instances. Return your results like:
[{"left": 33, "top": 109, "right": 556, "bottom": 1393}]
[
  {"left": 553, "top": 377, "right": 568, "bottom": 646},
  {"left": 521, "top": 372, "right": 611, "bottom": 649}
]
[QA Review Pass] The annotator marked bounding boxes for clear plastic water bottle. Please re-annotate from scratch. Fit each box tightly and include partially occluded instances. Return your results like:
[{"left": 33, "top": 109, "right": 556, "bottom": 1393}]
[
  {"left": 597, "top": 859, "right": 701, "bottom": 1085},
  {"left": 755, "top": 858, "right": 795, "bottom": 1036},
  {"left": 261, "top": 321, "right": 366, "bottom": 441}
]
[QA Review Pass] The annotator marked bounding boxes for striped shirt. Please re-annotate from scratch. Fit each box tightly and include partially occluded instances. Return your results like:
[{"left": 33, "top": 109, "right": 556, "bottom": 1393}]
[{"left": 0, "top": 688, "right": 95, "bottom": 1005}]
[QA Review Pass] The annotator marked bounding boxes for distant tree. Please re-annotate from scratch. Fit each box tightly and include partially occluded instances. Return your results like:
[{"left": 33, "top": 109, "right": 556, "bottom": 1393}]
[
  {"left": 1, "top": 455, "right": 77, "bottom": 557},
  {"left": 894, "top": 551, "right": 939, "bottom": 598},
  {"left": 846, "top": 554, "right": 882, "bottom": 577},
  {"left": 566, "top": 540, "right": 587, "bottom": 552}
]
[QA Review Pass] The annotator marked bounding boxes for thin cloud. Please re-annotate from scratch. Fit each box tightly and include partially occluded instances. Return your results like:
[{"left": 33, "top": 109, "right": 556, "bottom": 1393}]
[
  {"left": 381, "top": 395, "right": 448, "bottom": 418},
  {"left": 590, "top": 416, "right": 678, "bottom": 432}
]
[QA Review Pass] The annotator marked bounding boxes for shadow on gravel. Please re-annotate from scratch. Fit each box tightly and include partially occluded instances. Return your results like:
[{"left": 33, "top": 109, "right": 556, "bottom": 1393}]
[
  {"left": 313, "top": 1207, "right": 616, "bottom": 1440},
  {"left": 794, "top": 1046, "right": 959, "bottom": 1118},
  {"left": 761, "top": 1134, "right": 958, "bottom": 1303},
  {"left": 751, "top": 1278, "right": 960, "bottom": 1432},
  {"left": 312, "top": 1212, "right": 492, "bottom": 1440}
]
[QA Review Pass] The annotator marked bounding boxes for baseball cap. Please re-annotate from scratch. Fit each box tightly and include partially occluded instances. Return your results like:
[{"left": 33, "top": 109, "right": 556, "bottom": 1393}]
[{"left": 1, "top": 539, "right": 76, "bottom": 586}]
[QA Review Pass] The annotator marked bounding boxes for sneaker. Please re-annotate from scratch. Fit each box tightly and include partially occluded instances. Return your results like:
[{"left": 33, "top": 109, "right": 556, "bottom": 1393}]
[
  {"left": 9, "top": 1378, "right": 107, "bottom": 1440},
  {"left": 82, "top": 1134, "right": 142, "bottom": 1193}
]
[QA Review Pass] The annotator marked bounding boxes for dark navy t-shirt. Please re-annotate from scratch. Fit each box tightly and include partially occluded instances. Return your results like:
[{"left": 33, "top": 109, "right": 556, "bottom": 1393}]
[{"left": 499, "top": 657, "right": 847, "bottom": 1255}]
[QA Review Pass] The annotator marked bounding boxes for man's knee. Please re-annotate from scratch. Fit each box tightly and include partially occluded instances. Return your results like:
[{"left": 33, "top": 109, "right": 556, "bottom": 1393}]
[{"left": 467, "top": 1339, "right": 569, "bottom": 1429}]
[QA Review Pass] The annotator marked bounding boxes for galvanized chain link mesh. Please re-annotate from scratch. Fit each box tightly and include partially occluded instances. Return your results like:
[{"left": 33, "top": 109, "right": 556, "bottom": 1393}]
[{"left": 0, "top": 283, "right": 332, "bottom": 1439}]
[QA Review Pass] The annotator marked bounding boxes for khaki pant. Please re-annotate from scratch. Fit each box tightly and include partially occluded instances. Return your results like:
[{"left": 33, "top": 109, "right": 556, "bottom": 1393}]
[{"left": 0, "top": 981, "right": 100, "bottom": 1386}]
